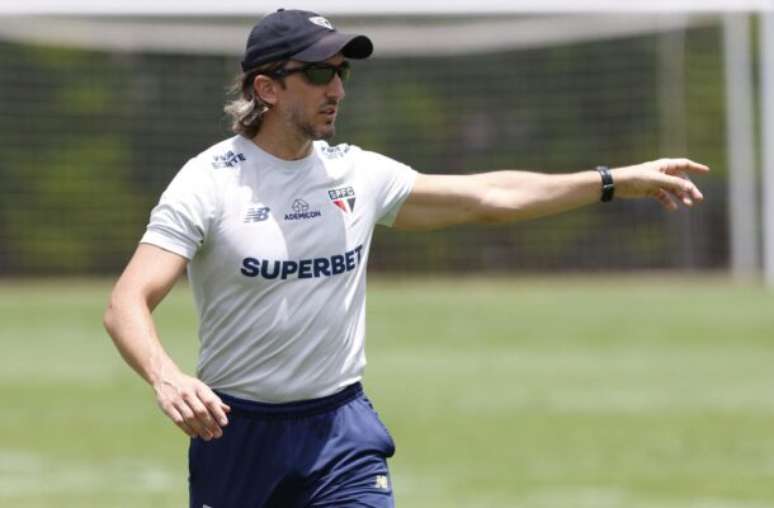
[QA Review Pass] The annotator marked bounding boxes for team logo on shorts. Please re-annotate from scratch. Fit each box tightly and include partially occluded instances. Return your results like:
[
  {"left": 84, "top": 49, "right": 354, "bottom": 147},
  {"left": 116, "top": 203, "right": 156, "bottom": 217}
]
[
  {"left": 374, "top": 475, "right": 390, "bottom": 490},
  {"left": 328, "top": 186, "right": 356, "bottom": 214}
]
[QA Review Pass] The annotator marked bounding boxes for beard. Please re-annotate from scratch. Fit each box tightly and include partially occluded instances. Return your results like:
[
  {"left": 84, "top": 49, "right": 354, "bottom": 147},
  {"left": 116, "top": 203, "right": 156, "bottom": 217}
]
[
  {"left": 300, "top": 121, "right": 336, "bottom": 141},
  {"left": 288, "top": 101, "right": 337, "bottom": 141}
]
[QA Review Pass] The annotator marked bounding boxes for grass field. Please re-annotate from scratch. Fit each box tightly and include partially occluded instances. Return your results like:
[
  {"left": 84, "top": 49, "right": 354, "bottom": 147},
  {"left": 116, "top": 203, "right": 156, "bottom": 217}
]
[{"left": 1, "top": 276, "right": 773, "bottom": 507}]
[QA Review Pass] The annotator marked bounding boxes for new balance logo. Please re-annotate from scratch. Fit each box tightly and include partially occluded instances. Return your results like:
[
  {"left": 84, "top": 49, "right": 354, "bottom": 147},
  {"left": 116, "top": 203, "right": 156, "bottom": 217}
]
[
  {"left": 212, "top": 151, "right": 246, "bottom": 169},
  {"left": 374, "top": 475, "right": 389, "bottom": 490},
  {"left": 244, "top": 206, "right": 270, "bottom": 222}
]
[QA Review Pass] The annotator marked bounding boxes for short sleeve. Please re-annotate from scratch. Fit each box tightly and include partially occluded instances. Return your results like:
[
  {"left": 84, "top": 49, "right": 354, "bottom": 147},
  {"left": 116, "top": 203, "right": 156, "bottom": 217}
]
[
  {"left": 140, "top": 159, "right": 218, "bottom": 260},
  {"left": 358, "top": 151, "right": 417, "bottom": 227}
]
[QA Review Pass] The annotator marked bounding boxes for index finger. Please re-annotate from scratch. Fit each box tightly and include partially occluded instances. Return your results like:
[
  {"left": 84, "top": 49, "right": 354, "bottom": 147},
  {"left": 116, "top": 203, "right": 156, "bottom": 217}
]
[
  {"left": 197, "top": 386, "right": 231, "bottom": 427},
  {"left": 666, "top": 158, "right": 710, "bottom": 174},
  {"left": 181, "top": 393, "right": 222, "bottom": 439},
  {"left": 205, "top": 398, "right": 231, "bottom": 428},
  {"left": 655, "top": 173, "right": 700, "bottom": 198}
]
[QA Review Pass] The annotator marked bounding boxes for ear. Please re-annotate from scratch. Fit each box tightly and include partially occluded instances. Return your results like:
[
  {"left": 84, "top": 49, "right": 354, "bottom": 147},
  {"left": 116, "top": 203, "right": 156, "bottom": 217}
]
[{"left": 253, "top": 75, "right": 279, "bottom": 106}]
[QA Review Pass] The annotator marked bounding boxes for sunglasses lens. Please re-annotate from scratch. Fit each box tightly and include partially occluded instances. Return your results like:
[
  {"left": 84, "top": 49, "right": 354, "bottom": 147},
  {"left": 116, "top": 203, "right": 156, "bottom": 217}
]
[
  {"left": 303, "top": 63, "right": 351, "bottom": 85},
  {"left": 305, "top": 67, "right": 336, "bottom": 85}
]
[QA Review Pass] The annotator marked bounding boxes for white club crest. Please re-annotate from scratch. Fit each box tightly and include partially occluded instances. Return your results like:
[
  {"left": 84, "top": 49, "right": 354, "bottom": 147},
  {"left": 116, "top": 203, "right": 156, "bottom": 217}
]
[{"left": 309, "top": 16, "right": 334, "bottom": 30}]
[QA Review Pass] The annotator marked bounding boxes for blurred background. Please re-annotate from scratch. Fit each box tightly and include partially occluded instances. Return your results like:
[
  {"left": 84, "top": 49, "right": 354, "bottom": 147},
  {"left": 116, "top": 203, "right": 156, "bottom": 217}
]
[
  {"left": 2, "top": 2, "right": 774, "bottom": 508},
  {"left": 1, "top": 3, "right": 772, "bottom": 278}
]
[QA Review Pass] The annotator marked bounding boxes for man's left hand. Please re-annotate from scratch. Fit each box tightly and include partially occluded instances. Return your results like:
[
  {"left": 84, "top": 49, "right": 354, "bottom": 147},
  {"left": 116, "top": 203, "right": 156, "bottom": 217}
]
[{"left": 612, "top": 158, "right": 710, "bottom": 211}]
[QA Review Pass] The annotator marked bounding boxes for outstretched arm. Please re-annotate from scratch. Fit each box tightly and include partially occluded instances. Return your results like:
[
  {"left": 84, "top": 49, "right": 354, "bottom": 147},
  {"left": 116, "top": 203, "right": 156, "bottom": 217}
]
[
  {"left": 103, "top": 243, "right": 230, "bottom": 440},
  {"left": 393, "top": 158, "right": 709, "bottom": 231}
]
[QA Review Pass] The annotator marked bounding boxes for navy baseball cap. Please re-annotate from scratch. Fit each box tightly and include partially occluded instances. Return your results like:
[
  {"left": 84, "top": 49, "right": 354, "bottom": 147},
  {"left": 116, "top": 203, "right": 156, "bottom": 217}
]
[{"left": 241, "top": 8, "right": 374, "bottom": 71}]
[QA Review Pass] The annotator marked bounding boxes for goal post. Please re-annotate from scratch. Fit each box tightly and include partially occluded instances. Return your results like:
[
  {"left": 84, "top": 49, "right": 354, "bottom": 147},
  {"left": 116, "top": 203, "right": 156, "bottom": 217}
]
[{"left": 761, "top": 11, "right": 774, "bottom": 287}]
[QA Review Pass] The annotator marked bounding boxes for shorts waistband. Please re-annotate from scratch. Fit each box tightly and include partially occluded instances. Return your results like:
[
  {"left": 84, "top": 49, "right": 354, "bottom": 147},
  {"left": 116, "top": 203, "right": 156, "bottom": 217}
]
[{"left": 215, "top": 383, "right": 363, "bottom": 420}]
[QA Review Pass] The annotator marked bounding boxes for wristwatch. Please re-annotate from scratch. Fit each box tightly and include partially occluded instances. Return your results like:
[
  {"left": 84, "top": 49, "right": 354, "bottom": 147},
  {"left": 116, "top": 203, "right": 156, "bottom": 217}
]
[{"left": 596, "top": 166, "right": 614, "bottom": 202}]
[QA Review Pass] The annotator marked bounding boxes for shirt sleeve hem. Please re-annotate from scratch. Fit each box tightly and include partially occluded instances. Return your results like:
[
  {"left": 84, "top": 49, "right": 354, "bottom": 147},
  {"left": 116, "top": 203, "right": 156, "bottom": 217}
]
[
  {"left": 140, "top": 230, "right": 197, "bottom": 260},
  {"left": 378, "top": 169, "right": 418, "bottom": 227}
]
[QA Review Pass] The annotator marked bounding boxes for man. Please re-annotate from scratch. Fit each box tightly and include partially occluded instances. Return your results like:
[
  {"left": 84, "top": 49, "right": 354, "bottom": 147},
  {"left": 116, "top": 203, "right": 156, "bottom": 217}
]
[{"left": 103, "top": 8, "right": 709, "bottom": 508}]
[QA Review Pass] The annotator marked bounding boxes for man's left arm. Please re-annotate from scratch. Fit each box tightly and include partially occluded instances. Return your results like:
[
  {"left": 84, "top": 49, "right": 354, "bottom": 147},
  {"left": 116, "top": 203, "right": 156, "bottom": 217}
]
[{"left": 393, "top": 158, "right": 709, "bottom": 231}]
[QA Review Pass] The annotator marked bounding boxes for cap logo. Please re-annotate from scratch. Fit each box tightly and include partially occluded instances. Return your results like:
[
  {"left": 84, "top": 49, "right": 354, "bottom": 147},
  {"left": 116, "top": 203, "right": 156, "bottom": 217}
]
[{"left": 309, "top": 16, "right": 334, "bottom": 30}]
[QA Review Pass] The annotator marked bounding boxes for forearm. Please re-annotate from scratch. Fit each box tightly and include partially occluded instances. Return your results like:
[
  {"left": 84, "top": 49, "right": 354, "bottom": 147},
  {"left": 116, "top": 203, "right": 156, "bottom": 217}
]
[
  {"left": 103, "top": 292, "right": 182, "bottom": 387},
  {"left": 103, "top": 244, "right": 229, "bottom": 440},
  {"left": 395, "top": 158, "right": 706, "bottom": 231},
  {"left": 476, "top": 169, "right": 601, "bottom": 223}
]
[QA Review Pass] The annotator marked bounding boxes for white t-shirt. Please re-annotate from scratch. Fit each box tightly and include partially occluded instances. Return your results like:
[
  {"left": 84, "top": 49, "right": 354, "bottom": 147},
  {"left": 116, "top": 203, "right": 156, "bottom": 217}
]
[{"left": 141, "top": 135, "right": 416, "bottom": 403}]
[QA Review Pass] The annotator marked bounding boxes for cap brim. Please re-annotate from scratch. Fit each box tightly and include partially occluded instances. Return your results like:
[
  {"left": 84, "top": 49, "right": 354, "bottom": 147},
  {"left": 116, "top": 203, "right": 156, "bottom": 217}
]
[{"left": 292, "top": 32, "right": 373, "bottom": 63}]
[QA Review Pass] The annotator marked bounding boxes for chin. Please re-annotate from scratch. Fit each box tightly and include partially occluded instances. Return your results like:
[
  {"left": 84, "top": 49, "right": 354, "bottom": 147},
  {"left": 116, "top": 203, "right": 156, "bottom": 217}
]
[{"left": 315, "top": 126, "right": 336, "bottom": 141}]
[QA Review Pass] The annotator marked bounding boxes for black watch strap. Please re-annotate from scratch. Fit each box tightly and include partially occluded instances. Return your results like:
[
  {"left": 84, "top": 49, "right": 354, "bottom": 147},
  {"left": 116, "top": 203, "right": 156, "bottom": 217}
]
[{"left": 596, "top": 166, "right": 614, "bottom": 202}]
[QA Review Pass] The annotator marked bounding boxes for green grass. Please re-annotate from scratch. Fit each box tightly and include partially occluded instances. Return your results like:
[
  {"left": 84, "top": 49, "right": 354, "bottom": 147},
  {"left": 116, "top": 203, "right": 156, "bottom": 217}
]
[{"left": 1, "top": 276, "right": 773, "bottom": 507}]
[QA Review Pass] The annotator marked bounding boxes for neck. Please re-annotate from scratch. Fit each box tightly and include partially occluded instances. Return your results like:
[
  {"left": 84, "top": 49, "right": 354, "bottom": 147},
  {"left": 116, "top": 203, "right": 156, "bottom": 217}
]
[{"left": 251, "top": 117, "right": 313, "bottom": 161}]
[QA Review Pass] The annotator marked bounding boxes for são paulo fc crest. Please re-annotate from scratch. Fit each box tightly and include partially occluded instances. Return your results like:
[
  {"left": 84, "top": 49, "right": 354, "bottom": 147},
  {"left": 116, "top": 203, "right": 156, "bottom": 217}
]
[
  {"left": 309, "top": 16, "right": 334, "bottom": 30},
  {"left": 328, "top": 186, "right": 356, "bottom": 214}
]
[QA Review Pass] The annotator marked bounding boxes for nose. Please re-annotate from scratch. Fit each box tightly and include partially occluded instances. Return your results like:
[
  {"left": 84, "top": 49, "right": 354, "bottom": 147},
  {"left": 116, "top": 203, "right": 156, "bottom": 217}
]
[{"left": 326, "top": 73, "right": 346, "bottom": 101}]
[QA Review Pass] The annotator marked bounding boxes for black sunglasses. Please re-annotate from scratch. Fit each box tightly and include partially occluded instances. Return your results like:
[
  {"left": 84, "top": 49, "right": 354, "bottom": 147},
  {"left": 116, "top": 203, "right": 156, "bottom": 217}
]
[{"left": 270, "top": 61, "right": 351, "bottom": 86}]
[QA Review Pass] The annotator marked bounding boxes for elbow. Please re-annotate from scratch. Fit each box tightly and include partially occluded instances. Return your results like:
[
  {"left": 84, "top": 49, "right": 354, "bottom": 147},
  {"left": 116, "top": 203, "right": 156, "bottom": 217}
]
[
  {"left": 472, "top": 185, "right": 516, "bottom": 224},
  {"left": 475, "top": 197, "right": 523, "bottom": 224},
  {"left": 103, "top": 286, "right": 154, "bottom": 338},
  {"left": 475, "top": 182, "right": 538, "bottom": 224},
  {"left": 103, "top": 299, "right": 118, "bottom": 337},
  {"left": 103, "top": 288, "right": 130, "bottom": 338}
]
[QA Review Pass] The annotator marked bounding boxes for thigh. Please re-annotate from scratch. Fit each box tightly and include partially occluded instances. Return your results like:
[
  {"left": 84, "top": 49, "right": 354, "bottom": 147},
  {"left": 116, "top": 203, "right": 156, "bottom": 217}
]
[
  {"left": 304, "top": 396, "right": 396, "bottom": 508},
  {"left": 188, "top": 413, "right": 290, "bottom": 508}
]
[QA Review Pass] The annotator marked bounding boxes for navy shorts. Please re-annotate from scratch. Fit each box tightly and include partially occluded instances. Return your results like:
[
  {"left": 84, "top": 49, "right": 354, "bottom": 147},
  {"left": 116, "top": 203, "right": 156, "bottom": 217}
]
[{"left": 189, "top": 383, "right": 396, "bottom": 508}]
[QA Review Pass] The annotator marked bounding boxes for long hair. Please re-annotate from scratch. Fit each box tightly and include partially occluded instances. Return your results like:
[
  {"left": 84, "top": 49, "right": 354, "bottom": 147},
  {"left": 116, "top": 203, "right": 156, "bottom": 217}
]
[{"left": 223, "top": 60, "right": 288, "bottom": 139}]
